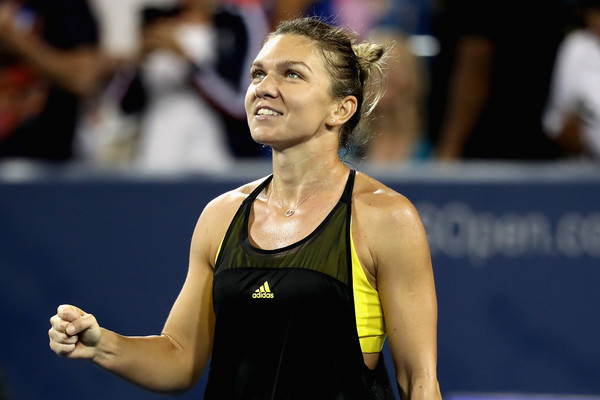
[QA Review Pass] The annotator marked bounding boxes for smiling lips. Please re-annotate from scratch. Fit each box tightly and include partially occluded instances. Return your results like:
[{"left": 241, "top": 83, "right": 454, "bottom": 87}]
[{"left": 256, "top": 107, "right": 283, "bottom": 117}]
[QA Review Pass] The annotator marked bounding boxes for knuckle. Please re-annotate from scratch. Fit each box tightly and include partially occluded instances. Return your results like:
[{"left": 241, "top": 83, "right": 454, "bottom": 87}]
[
  {"left": 58, "top": 343, "right": 74, "bottom": 356},
  {"left": 49, "top": 339, "right": 62, "bottom": 354},
  {"left": 66, "top": 334, "right": 78, "bottom": 344},
  {"left": 52, "top": 320, "right": 66, "bottom": 333},
  {"left": 83, "top": 313, "right": 97, "bottom": 324},
  {"left": 48, "top": 329, "right": 61, "bottom": 343}
]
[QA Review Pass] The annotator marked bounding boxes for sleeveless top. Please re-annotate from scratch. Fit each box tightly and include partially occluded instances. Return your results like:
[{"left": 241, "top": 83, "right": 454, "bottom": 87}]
[{"left": 205, "top": 170, "right": 395, "bottom": 400}]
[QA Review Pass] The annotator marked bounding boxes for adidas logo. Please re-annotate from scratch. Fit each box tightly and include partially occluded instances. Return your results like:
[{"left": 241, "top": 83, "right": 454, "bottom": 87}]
[{"left": 252, "top": 281, "right": 274, "bottom": 299}]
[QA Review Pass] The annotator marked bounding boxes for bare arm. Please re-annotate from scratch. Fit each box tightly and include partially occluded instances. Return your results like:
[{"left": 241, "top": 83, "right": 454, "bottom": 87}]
[
  {"left": 48, "top": 196, "right": 232, "bottom": 394},
  {"left": 92, "top": 206, "right": 217, "bottom": 394},
  {"left": 357, "top": 181, "right": 442, "bottom": 400},
  {"left": 435, "top": 35, "right": 494, "bottom": 160}
]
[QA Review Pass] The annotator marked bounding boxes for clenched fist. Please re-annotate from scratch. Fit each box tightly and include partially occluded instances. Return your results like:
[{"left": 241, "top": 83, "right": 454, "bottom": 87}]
[{"left": 48, "top": 305, "right": 102, "bottom": 359}]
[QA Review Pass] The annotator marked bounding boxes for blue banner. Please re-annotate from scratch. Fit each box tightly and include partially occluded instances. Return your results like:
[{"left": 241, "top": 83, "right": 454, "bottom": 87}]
[{"left": 1, "top": 169, "right": 599, "bottom": 399}]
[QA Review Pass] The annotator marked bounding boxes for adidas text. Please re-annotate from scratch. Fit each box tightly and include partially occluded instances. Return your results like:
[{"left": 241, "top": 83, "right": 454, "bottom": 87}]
[
  {"left": 252, "top": 292, "right": 274, "bottom": 299},
  {"left": 252, "top": 281, "right": 274, "bottom": 299}
]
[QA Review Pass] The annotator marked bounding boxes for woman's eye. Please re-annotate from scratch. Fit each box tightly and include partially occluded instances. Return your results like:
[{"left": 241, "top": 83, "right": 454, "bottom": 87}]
[
  {"left": 286, "top": 70, "right": 300, "bottom": 79},
  {"left": 251, "top": 70, "right": 265, "bottom": 79}
]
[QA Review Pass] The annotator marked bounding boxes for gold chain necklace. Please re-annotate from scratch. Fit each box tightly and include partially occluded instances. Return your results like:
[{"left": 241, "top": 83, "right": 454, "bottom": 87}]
[{"left": 271, "top": 179, "right": 328, "bottom": 217}]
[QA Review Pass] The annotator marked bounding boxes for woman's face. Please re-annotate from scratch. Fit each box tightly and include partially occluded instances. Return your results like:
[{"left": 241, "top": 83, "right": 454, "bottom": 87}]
[{"left": 245, "top": 34, "right": 338, "bottom": 150}]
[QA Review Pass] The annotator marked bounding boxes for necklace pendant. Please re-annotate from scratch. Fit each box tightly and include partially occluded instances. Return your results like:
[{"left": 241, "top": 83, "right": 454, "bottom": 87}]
[{"left": 283, "top": 209, "right": 295, "bottom": 217}]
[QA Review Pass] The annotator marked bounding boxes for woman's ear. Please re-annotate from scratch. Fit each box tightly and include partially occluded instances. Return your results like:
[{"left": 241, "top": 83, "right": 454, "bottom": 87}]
[{"left": 330, "top": 95, "right": 358, "bottom": 126}]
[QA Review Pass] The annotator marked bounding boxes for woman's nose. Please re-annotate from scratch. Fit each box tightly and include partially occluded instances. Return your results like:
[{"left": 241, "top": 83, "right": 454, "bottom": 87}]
[{"left": 254, "top": 75, "right": 278, "bottom": 98}]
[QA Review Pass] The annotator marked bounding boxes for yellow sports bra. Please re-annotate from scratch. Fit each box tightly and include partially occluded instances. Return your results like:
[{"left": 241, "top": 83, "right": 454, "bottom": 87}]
[{"left": 350, "top": 228, "right": 387, "bottom": 353}]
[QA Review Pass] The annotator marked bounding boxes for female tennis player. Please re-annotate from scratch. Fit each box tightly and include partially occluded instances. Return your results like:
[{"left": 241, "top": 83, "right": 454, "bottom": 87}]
[{"left": 49, "top": 17, "right": 442, "bottom": 400}]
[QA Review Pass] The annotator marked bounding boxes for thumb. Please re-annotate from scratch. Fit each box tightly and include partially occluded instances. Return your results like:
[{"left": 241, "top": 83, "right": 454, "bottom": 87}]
[{"left": 58, "top": 305, "right": 102, "bottom": 353}]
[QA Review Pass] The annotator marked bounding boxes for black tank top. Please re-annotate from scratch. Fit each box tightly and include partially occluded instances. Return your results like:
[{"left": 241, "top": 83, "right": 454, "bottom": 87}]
[{"left": 205, "top": 170, "right": 395, "bottom": 400}]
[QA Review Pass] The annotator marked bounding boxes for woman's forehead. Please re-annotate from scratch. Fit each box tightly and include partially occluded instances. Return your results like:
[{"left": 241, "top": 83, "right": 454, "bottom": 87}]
[{"left": 255, "top": 34, "right": 320, "bottom": 63}]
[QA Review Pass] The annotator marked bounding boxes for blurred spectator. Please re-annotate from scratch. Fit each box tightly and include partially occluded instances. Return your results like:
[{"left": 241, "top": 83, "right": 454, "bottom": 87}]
[
  {"left": 427, "top": 0, "right": 566, "bottom": 161},
  {"left": 362, "top": 29, "right": 428, "bottom": 164},
  {"left": 271, "top": 0, "right": 388, "bottom": 35},
  {"left": 129, "top": 0, "right": 232, "bottom": 172},
  {"left": 92, "top": 0, "right": 269, "bottom": 173},
  {"left": 0, "top": 0, "right": 107, "bottom": 162},
  {"left": 270, "top": 0, "right": 429, "bottom": 37},
  {"left": 376, "top": 0, "right": 430, "bottom": 36},
  {"left": 190, "top": 0, "right": 269, "bottom": 160},
  {"left": 543, "top": 0, "right": 600, "bottom": 158}
]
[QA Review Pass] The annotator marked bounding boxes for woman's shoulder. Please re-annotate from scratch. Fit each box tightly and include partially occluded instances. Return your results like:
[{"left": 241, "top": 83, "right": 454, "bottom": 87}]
[
  {"left": 352, "top": 171, "right": 423, "bottom": 232},
  {"left": 353, "top": 171, "right": 415, "bottom": 211},
  {"left": 203, "top": 175, "right": 270, "bottom": 217},
  {"left": 351, "top": 171, "right": 429, "bottom": 274}
]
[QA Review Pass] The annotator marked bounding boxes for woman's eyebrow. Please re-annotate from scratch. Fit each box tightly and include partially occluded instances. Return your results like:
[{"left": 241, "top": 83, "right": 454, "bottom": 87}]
[
  {"left": 251, "top": 60, "right": 312, "bottom": 72},
  {"left": 277, "top": 60, "right": 312, "bottom": 72}
]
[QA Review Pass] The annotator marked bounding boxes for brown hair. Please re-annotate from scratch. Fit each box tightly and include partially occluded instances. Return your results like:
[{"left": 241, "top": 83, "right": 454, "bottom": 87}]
[{"left": 269, "top": 17, "right": 386, "bottom": 151}]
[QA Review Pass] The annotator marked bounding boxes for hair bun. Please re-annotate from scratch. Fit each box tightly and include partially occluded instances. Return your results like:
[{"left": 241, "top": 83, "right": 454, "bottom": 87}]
[{"left": 353, "top": 43, "right": 385, "bottom": 75}]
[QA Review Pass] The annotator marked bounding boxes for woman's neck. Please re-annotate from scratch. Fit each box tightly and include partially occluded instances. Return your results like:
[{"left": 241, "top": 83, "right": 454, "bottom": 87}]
[{"left": 269, "top": 146, "right": 347, "bottom": 199}]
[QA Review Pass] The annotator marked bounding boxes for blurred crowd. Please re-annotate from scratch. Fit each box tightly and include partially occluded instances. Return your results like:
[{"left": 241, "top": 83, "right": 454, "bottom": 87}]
[{"left": 0, "top": 0, "right": 598, "bottom": 173}]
